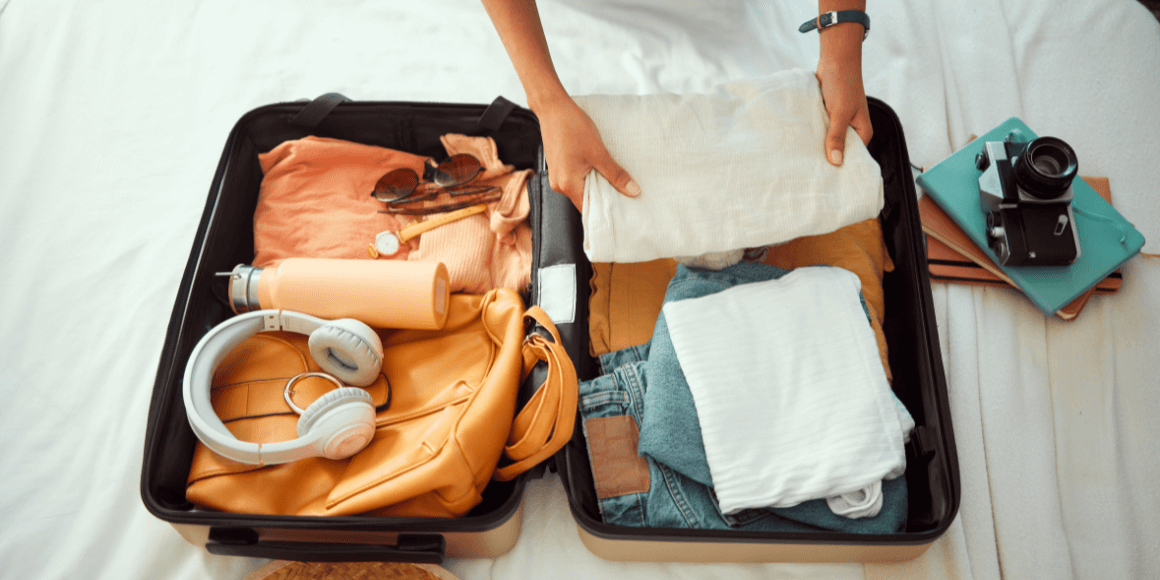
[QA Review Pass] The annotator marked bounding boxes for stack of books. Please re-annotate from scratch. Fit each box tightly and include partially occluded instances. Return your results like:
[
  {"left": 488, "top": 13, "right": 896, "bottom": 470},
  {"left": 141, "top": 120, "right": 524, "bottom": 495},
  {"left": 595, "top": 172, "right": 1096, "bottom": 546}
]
[
  {"left": 919, "top": 178, "right": 1120, "bottom": 320},
  {"left": 914, "top": 118, "right": 1145, "bottom": 321}
]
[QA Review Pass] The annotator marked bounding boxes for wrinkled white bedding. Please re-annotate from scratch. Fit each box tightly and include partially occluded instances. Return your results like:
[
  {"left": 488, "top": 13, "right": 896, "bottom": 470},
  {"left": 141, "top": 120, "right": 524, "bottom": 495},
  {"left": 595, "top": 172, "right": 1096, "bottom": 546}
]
[{"left": 0, "top": 1, "right": 1156, "bottom": 579}]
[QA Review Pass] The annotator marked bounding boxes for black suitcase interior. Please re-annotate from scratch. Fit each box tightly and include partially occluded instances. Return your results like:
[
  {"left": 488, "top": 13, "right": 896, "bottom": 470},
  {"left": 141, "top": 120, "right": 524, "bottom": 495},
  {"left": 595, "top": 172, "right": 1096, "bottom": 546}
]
[
  {"left": 141, "top": 94, "right": 959, "bottom": 563},
  {"left": 141, "top": 95, "right": 554, "bottom": 563}
]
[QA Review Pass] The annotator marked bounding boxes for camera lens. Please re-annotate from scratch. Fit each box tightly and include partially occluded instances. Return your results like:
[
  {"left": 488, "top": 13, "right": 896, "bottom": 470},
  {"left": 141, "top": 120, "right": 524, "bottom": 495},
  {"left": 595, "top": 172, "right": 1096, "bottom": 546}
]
[
  {"left": 1032, "top": 153, "right": 1062, "bottom": 175},
  {"left": 1013, "top": 137, "right": 1078, "bottom": 200}
]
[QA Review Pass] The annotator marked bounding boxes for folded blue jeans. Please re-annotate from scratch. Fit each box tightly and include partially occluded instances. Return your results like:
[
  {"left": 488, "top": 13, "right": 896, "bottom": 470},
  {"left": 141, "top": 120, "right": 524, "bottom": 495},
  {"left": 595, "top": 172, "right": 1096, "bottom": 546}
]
[{"left": 579, "top": 262, "right": 908, "bottom": 533}]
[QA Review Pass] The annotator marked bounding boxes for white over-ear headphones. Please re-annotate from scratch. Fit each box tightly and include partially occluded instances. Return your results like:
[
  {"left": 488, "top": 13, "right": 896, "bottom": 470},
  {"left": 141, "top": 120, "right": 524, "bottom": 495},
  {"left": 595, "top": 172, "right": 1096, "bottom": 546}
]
[{"left": 183, "top": 309, "right": 385, "bottom": 465}]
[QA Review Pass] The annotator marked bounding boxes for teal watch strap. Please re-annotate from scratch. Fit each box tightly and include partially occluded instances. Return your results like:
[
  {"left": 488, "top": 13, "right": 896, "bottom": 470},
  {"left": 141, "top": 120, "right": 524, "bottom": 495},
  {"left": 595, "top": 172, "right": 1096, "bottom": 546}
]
[{"left": 799, "top": 10, "right": 870, "bottom": 40}]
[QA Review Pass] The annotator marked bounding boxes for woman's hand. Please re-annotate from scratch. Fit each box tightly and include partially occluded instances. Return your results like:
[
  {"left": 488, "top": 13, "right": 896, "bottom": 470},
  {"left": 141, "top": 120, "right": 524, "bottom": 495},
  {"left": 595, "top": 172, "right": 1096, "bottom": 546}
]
[
  {"left": 481, "top": 0, "right": 637, "bottom": 212},
  {"left": 533, "top": 95, "right": 639, "bottom": 212},
  {"left": 815, "top": 12, "right": 873, "bottom": 165}
]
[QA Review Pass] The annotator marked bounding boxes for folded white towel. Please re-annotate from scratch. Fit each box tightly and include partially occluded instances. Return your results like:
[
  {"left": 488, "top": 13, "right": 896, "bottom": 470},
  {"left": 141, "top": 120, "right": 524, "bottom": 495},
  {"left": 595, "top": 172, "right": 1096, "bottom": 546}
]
[
  {"left": 574, "top": 68, "right": 884, "bottom": 264},
  {"left": 662, "top": 266, "right": 908, "bottom": 515}
]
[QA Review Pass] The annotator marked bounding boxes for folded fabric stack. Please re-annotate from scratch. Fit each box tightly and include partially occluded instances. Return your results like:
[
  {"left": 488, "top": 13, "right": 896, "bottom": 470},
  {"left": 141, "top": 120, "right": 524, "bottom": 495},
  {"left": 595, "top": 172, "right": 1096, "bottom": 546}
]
[
  {"left": 574, "top": 68, "right": 884, "bottom": 267},
  {"left": 573, "top": 70, "right": 910, "bottom": 532},
  {"left": 580, "top": 263, "right": 914, "bottom": 533}
]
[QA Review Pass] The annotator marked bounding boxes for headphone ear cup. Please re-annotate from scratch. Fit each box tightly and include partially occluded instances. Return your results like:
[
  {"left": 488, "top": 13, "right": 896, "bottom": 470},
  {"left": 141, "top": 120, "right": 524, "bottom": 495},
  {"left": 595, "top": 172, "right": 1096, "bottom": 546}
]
[
  {"left": 308, "top": 319, "right": 384, "bottom": 387},
  {"left": 297, "top": 387, "right": 376, "bottom": 460}
]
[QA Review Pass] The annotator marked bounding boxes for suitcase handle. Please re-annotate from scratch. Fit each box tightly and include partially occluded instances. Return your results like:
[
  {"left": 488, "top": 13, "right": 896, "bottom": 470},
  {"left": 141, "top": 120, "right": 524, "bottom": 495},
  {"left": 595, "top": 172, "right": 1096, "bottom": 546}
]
[
  {"left": 291, "top": 93, "right": 352, "bottom": 129},
  {"left": 473, "top": 96, "right": 517, "bottom": 133},
  {"left": 290, "top": 93, "right": 517, "bottom": 134},
  {"left": 205, "top": 528, "right": 445, "bottom": 563}
]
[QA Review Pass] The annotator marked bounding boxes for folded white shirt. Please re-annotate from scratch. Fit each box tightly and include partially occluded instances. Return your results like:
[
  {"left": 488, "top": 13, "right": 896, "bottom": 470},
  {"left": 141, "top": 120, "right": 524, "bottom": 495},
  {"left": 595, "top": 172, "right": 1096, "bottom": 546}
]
[
  {"left": 662, "top": 266, "right": 910, "bottom": 515},
  {"left": 574, "top": 68, "right": 884, "bottom": 264},
  {"left": 826, "top": 399, "right": 915, "bottom": 519}
]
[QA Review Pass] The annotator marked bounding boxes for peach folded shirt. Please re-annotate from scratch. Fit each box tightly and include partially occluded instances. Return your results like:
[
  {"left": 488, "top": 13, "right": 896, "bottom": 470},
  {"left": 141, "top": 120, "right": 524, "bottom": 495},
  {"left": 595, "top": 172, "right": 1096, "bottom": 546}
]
[{"left": 254, "top": 134, "right": 533, "bottom": 294}]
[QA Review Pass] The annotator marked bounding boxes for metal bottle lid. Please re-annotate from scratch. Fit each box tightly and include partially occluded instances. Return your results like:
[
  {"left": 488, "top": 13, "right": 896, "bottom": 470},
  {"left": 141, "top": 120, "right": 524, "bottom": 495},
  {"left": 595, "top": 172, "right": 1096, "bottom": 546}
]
[{"left": 227, "top": 264, "right": 263, "bottom": 314}]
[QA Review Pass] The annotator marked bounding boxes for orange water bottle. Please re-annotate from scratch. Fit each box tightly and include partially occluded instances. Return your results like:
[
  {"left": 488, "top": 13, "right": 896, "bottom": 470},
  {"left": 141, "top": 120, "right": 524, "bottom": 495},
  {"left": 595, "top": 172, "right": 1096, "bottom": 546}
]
[{"left": 226, "top": 258, "right": 450, "bottom": 330}]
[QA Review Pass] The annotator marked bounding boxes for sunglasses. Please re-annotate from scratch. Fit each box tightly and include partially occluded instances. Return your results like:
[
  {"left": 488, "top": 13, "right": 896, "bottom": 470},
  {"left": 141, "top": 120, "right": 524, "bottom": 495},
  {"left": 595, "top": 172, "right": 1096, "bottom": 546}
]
[{"left": 372, "top": 154, "right": 499, "bottom": 207}]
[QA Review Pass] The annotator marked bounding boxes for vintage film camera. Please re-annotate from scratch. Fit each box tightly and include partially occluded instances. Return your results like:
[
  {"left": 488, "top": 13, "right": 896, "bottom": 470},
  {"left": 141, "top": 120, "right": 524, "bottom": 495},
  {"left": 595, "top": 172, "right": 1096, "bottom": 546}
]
[{"left": 976, "top": 135, "right": 1081, "bottom": 266}]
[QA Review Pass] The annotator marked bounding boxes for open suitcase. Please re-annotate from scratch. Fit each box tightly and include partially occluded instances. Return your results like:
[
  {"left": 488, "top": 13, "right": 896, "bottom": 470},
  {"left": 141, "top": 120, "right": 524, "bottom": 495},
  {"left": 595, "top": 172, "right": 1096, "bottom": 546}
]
[{"left": 140, "top": 93, "right": 960, "bottom": 564}]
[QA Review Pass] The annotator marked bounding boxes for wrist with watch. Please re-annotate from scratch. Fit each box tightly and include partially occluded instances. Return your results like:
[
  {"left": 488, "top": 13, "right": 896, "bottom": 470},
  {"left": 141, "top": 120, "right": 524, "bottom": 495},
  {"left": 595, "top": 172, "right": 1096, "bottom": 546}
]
[{"left": 799, "top": 10, "right": 870, "bottom": 41}]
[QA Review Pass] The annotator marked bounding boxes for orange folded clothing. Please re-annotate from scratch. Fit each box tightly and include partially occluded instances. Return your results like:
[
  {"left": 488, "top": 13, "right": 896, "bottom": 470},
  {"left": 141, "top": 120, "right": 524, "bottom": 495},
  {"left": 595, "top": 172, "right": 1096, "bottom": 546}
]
[
  {"left": 254, "top": 134, "right": 533, "bottom": 294},
  {"left": 589, "top": 218, "right": 895, "bottom": 383}
]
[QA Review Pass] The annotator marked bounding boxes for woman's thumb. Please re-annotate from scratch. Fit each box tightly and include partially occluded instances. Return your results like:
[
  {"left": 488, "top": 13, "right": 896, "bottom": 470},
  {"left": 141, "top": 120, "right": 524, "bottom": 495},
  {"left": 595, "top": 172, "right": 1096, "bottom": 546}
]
[
  {"left": 597, "top": 156, "right": 641, "bottom": 198},
  {"left": 825, "top": 121, "right": 847, "bottom": 166}
]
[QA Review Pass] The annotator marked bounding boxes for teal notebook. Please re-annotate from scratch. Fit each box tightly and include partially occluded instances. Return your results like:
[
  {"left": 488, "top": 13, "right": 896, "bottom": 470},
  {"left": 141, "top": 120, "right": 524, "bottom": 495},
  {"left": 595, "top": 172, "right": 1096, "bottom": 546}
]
[{"left": 916, "top": 118, "right": 1145, "bottom": 315}]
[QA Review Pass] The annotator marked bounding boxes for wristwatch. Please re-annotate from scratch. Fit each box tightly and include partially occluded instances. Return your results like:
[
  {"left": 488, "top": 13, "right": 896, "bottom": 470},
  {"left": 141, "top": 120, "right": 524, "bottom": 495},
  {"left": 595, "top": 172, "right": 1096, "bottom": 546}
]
[{"left": 799, "top": 10, "right": 870, "bottom": 41}]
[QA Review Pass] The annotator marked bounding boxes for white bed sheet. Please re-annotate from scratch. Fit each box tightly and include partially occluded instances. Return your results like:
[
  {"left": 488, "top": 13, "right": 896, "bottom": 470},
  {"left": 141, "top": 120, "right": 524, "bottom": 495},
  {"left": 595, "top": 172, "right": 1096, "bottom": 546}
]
[{"left": 0, "top": 1, "right": 1157, "bottom": 579}]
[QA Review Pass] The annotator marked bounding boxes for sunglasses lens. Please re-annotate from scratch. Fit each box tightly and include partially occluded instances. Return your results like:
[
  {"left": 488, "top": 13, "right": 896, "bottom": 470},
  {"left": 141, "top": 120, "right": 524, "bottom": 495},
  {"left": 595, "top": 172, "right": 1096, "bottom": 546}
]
[
  {"left": 373, "top": 169, "right": 419, "bottom": 201},
  {"left": 434, "top": 154, "right": 482, "bottom": 187}
]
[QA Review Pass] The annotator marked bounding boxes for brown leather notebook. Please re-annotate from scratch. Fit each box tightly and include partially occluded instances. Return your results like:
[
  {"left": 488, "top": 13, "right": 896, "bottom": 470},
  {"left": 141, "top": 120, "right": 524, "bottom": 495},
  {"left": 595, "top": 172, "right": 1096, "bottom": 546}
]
[{"left": 919, "top": 176, "right": 1122, "bottom": 321}]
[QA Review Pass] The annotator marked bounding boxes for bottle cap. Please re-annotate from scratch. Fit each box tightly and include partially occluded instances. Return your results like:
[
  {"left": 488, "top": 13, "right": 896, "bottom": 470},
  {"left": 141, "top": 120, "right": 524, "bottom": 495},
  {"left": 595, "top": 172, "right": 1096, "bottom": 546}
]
[{"left": 228, "top": 264, "right": 263, "bottom": 314}]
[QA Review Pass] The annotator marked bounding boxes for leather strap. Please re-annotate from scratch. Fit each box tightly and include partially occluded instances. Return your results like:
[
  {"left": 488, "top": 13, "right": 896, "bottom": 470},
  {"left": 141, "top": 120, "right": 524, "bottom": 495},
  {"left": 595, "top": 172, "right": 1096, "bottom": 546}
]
[
  {"left": 799, "top": 10, "right": 870, "bottom": 40},
  {"left": 397, "top": 203, "right": 489, "bottom": 243},
  {"left": 493, "top": 306, "right": 578, "bottom": 481}
]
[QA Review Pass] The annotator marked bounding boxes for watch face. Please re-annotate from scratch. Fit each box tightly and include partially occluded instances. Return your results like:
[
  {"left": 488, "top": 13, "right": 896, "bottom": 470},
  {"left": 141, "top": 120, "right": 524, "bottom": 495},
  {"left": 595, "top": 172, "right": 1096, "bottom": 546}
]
[{"left": 374, "top": 230, "right": 401, "bottom": 256}]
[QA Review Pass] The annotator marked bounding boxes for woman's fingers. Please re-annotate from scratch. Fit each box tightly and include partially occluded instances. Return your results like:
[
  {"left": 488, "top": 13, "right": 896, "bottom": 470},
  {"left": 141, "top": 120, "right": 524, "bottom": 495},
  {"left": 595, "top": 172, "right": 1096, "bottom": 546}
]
[
  {"left": 824, "top": 106, "right": 854, "bottom": 166},
  {"left": 547, "top": 165, "right": 584, "bottom": 212},
  {"left": 539, "top": 97, "right": 637, "bottom": 211},
  {"left": 823, "top": 99, "right": 873, "bottom": 166},
  {"left": 851, "top": 106, "right": 873, "bottom": 147}
]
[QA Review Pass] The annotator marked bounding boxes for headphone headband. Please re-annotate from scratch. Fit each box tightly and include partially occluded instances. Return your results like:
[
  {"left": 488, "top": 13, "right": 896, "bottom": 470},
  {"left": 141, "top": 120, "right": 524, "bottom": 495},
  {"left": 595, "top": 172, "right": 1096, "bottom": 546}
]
[{"left": 182, "top": 310, "right": 380, "bottom": 465}]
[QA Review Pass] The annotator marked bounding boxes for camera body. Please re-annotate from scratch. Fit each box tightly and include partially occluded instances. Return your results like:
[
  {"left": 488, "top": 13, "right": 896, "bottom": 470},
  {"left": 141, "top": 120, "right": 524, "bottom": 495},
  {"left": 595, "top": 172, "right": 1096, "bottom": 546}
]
[{"left": 976, "top": 136, "right": 1081, "bottom": 267}]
